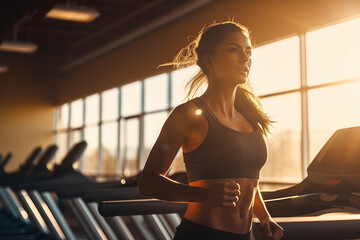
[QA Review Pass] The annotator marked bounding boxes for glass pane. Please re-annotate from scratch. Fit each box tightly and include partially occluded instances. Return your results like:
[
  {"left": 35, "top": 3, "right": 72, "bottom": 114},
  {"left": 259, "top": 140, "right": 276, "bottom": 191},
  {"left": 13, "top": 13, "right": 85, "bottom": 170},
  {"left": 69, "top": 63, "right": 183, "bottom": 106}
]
[
  {"left": 144, "top": 73, "right": 168, "bottom": 112},
  {"left": 121, "top": 81, "right": 141, "bottom": 117},
  {"left": 56, "top": 132, "right": 68, "bottom": 164},
  {"left": 57, "top": 104, "right": 69, "bottom": 130},
  {"left": 69, "top": 130, "right": 82, "bottom": 147},
  {"left": 84, "top": 126, "right": 99, "bottom": 174},
  {"left": 69, "top": 130, "right": 82, "bottom": 169},
  {"left": 102, "top": 88, "right": 119, "bottom": 122},
  {"left": 70, "top": 99, "right": 83, "bottom": 128},
  {"left": 249, "top": 36, "right": 300, "bottom": 95},
  {"left": 118, "top": 119, "right": 125, "bottom": 174},
  {"left": 143, "top": 112, "right": 168, "bottom": 169},
  {"left": 308, "top": 81, "right": 360, "bottom": 160},
  {"left": 101, "top": 122, "right": 118, "bottom": 174},
  {"left": 260, "top": 93, "right": 302, "bottom": 183},
  {"left": 121, "top": 118, "right": 139, "bottom": 177},
  {"left": 306, "top": 17, "right": 360, "bottom": 85},
  {"left": 85, "top": 94, "right": 99, "bottom": 125},
  {"left": 171, "top": 65, "right": 200, "bottom": 107}
]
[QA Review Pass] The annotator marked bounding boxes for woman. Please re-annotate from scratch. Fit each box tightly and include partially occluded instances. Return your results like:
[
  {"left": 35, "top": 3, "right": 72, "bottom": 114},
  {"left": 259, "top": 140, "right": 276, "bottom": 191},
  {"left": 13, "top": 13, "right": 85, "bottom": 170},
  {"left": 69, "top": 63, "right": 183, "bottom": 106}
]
[{"left": 138, "top": 20, "right": 283, "bottom": 240}]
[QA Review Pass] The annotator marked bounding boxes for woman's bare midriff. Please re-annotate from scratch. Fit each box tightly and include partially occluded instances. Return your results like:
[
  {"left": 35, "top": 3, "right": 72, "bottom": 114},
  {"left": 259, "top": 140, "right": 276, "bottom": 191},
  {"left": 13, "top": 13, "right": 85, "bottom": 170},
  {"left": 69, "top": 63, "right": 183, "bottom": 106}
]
[{"left": 184, "top": 177, "right": 259, "bottom": 234}]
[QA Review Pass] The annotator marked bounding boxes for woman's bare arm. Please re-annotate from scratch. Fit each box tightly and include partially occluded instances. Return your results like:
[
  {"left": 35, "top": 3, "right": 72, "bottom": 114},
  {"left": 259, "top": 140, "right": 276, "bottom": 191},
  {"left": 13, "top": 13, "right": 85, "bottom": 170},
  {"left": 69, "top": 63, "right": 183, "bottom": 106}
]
[
  {"left": 253, "top": 184, "right": 271, "bottom": 222},
  {"left": 138, "top": 104, "right": 207, "bottom": 203},
  {"left": 253, "top": 184, "right": 284, "bottom": 239}
]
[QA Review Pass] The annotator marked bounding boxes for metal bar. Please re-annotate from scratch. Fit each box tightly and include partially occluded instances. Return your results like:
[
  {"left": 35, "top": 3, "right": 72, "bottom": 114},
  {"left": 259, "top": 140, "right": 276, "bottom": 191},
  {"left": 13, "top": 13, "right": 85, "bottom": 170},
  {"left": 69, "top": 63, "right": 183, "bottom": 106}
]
[
  {"left": 29, "top": 190, "right": 66, "bottom": 240},
  {"left": 162, "top": 213, "right": 181, "bottom": 233},
  {"left": 143, "top": 214, "right": 171, "bottom": 240},
  {"left": 106, "top": 216, "right": 135, "bottom": 240},
  {"left": 0, "top": 187, "right": 23, "bottom": 220},
  {"left": 68, "top": 198, "right": 107, "bottom": 240},
  {"left": 41, "top": 192, "right": 76, "bottom": 240},
  {"left": 157, "top": 214, "right": 175, "bottom": 238},
  {"left": 67, "top": 199, "right": 94, "bottom": 239},
  {"left": 130, "top": 215, "right": 156, "bottom": 240},
  {"left": 17, "top": 190, "right": 50, "bottom": 234},
  {"left": 87, "top": 202, "right": 117, "bottom": 240}
]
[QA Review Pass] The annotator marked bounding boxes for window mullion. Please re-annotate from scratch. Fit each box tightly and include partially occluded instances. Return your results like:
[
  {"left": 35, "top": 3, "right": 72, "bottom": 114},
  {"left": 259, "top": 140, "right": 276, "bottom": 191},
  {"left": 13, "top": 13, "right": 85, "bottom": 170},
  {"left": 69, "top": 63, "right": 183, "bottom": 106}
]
[
  {"left": 98, "top": 93, "right": 103, "bottom": 174},
  {"left": 300, "top": 33, "right": 310, "bottom": 178},
  {"left": 139, "top": 81, "right": 145, "bottom": 171},
  {"left": 80, "top": 98, "right": 85, "bottom": 171},
  {"left": 117, "top": 88, "right": 122, "bottom": 175}
]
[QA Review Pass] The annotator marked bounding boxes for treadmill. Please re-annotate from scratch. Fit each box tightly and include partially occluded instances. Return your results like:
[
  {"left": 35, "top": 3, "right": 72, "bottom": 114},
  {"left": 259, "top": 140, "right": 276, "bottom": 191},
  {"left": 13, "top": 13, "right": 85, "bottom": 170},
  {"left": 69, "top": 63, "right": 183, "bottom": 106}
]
[{"left": 98, "top": 126, "right": 360, "bottom": 240}]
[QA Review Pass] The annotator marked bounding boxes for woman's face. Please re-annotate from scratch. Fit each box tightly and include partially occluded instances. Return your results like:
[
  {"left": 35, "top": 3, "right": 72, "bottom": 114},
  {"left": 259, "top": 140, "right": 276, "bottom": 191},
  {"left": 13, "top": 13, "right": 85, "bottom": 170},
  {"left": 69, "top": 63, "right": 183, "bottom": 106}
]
[{"left": 206, "top": 31, "right": 252, "bottom": 86}]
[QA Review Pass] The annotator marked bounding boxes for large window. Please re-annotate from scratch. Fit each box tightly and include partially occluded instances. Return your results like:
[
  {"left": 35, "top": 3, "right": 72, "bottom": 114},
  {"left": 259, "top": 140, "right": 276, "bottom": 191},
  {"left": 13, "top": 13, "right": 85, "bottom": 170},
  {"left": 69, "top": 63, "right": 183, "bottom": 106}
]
[
  {"left": 250, "top": 36, "right": 302, "bottom": 184},
  {"left": 306, "top": 17, "right": 360, "bottom": 164},
  {"left": 261, "top": 93, "right": 302, "bottom": 182},
  {"left": 249, "top": 36, "right": 300, "bottom": 95},
  {"left": 171, "top": 65, "right": 201, "bottom": 107},
  {"left": 306, "top": 17, "right": 360, "bottom": 86},
  {"left": 55, "top": 17, "right": 360, "bottom": 185},
  {"left": 144, "top": 74, "right": 168, "bottom": 112},
  {"left": 308, "top": 81, "right": 360, "bottom": 160}
]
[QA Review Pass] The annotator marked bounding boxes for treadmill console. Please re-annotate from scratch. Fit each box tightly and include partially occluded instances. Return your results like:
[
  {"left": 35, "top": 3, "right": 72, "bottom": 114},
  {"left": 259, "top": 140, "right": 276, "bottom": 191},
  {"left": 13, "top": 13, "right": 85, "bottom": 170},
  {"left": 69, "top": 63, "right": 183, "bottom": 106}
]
[{"left": 308, "top": 126, "right": 360, "bottom": 185}]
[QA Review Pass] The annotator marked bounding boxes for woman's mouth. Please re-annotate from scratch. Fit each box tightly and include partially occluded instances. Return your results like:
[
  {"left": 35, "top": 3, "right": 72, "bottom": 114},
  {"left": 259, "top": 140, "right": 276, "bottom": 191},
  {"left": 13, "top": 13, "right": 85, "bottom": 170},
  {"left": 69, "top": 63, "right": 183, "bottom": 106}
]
[{"left": 239, "top": 70, "right": 248, "bottom": 76}]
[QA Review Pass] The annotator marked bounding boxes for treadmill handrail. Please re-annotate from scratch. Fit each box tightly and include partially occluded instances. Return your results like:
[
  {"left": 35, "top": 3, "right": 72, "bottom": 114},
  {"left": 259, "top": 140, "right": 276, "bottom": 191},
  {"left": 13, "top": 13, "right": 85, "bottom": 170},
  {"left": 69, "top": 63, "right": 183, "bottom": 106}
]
[
  {"left": 56, "top": 141, "right": 87, "bottom": 172},
  {"left": 33, "top": 145, "right": 58, "bottom": 170},
  {"left": 98, "top": 199, "right": 187, "bottom": 217},
  {"left": 19, "top": 146, "right": 42, "bottom": 172},
  {"left": 98, "top": 192, "right": 360, "bottom": 217},
  {"left": 81, "top": 186, "right": 146, "bottom": 202},
  {"left": 0, "top": 152, "right": 13, "bottom": 170}
]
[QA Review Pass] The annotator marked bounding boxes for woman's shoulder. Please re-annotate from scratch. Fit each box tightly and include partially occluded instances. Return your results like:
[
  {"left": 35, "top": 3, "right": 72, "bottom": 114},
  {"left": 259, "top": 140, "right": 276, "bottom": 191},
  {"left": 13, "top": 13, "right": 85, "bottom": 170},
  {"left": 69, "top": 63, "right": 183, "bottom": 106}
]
[
  {"left": 167, "top": 99, "right": 205, "bottom": 128},
  {"left": 171, "top": 99, "right": 200, "bottom": 118}
]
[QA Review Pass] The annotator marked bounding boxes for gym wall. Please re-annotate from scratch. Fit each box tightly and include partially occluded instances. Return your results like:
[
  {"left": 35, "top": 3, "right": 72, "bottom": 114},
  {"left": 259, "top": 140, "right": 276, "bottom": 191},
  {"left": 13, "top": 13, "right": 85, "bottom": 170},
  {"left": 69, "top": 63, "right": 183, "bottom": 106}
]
[{"left": 0, "top": 55, "right": 55, "bottom": 171}]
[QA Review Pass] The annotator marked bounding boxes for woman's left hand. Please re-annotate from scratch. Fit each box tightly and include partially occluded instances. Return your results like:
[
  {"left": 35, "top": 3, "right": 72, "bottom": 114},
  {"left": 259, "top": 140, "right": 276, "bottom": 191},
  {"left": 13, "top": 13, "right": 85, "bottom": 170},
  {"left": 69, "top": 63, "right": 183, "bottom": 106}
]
[{"left": 256, "top": 218, "right": 283, "bottom": 240}]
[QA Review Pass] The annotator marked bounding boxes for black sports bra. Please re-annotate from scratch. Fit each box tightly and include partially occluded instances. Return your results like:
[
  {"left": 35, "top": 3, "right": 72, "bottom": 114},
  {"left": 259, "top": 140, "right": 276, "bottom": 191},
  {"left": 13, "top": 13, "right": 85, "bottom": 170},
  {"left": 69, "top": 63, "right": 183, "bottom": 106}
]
[{"left": 183, "top": 97, "right": 267, "bottom": 182}]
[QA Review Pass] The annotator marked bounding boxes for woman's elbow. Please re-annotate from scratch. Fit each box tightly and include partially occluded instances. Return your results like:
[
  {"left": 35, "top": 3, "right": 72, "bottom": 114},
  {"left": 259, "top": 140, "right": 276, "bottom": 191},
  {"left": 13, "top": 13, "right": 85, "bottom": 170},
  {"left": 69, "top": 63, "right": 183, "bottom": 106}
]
[{"left": 138, "top": 172, "right": 155, "bottom": 197}]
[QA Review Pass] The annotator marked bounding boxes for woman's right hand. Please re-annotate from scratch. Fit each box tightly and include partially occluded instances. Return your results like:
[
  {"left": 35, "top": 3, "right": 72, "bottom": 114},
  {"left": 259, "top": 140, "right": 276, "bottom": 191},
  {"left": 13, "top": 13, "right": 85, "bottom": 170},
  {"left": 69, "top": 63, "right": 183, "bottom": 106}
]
[{"left": 202, "top": 181, "right": 241, "bottom": 207}]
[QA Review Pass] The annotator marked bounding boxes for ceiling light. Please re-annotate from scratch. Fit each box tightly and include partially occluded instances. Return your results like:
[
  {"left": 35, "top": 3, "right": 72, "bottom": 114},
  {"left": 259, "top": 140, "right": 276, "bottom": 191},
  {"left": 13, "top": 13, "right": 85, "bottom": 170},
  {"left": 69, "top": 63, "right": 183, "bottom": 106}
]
[
  {"left": 0, "top": 65, "right": 9, "bottom": 73},
  {"left": 0, "top": 41, "right": 38, "bottom": 54},
  {"left": 46, "top": 4, "right": 100, "bottom": 22}
]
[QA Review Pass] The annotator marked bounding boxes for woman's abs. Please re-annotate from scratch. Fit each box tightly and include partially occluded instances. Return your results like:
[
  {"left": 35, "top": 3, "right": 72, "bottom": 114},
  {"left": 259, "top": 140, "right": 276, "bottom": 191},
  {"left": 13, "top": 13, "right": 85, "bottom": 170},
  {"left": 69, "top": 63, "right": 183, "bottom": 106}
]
[{"left": 184, "top": 178, "right": 258, "bottom": 234}]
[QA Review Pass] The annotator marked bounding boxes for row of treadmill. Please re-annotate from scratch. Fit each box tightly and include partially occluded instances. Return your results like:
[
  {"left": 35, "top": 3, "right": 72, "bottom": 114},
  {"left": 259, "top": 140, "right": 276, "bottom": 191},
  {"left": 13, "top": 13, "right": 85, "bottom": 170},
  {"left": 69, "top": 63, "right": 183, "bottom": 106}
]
[{"left": 0, "top": 126, "right": 359, "bottom": 240}]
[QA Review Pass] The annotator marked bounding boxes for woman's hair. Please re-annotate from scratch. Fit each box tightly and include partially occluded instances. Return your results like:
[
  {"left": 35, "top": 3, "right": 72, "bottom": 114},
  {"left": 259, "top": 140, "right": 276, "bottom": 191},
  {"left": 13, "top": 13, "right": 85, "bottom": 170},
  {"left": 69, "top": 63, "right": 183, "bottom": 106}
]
[{"left": 160, "top": 20, "right": 273, "bottom": 135}]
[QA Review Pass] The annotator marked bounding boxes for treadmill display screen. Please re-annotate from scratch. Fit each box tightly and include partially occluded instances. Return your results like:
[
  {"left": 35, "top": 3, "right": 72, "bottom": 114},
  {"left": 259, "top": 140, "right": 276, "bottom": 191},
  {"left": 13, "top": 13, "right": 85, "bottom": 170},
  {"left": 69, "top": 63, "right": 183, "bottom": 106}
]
[{"left": 308, "top": 126, "right": 360, "bottom": 175}]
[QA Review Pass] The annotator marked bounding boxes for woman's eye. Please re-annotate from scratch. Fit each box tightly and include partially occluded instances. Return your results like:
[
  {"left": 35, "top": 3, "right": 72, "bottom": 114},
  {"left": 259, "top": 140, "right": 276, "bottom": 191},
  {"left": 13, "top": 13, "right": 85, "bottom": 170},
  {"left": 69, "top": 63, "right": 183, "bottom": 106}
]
[{"left": 229, "top": 48, "right": 238, "bottom": 53}]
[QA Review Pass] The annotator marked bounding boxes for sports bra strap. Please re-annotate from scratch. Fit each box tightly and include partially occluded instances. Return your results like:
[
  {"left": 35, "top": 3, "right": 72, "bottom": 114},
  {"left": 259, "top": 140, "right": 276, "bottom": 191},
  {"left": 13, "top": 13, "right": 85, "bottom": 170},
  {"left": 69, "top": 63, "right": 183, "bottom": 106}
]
[{"left": 191, "top": 97, "right": 217, "bottom": 125}]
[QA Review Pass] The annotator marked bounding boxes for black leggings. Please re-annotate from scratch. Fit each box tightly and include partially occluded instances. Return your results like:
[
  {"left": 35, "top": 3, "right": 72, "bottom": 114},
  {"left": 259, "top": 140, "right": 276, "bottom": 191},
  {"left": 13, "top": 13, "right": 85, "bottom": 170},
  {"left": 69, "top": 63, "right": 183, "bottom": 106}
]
[{"left": 173, "top": 218, "right": 251, "bottom": 240}]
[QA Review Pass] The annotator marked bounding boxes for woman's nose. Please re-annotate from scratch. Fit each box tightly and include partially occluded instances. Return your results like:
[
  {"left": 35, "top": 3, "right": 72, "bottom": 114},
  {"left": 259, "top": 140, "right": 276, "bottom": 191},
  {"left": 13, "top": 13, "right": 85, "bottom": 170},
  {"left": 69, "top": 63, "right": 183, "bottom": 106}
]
[{"left": 239, "top": 51, "right": 250, "bottom": 63}]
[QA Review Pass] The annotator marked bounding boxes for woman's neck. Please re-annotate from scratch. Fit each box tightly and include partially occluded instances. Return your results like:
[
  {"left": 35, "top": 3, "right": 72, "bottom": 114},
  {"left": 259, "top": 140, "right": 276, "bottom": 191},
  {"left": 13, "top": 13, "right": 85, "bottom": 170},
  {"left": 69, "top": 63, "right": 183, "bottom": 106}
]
[{"left": 201, "top": 82, "right": 239, "bottom": 119}]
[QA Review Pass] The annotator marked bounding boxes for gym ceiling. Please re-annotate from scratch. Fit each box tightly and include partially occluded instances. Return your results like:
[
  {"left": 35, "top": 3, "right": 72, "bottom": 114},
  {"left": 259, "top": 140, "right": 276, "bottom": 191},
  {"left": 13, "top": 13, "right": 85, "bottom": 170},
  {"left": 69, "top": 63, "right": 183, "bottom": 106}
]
[{"left": 1, "top": 0, "right": 360, "bottom": 84}]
